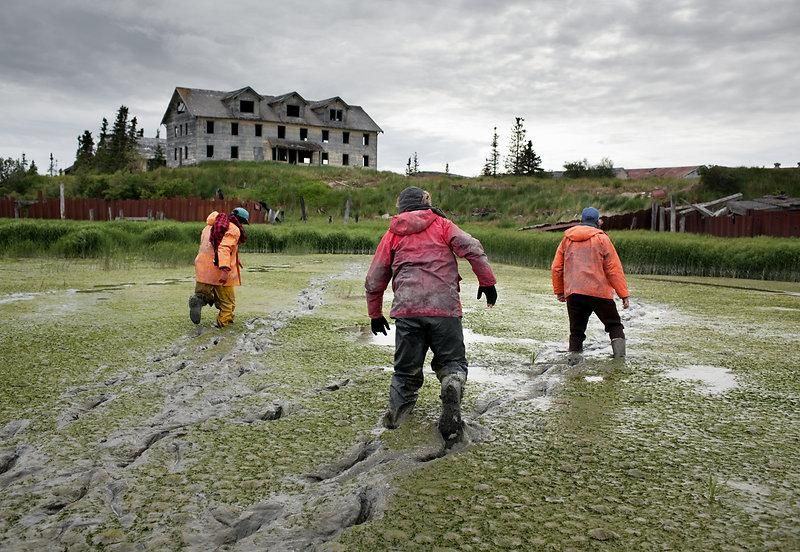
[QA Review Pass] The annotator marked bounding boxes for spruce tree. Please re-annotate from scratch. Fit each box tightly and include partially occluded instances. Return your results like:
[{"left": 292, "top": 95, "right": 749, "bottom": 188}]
[
  {"left": 28, "top": 160, "right": 38, "bottom": 175},
  {"left": 48, "top": 153, "right": 56, "bottom": 177},
  {"left": 406, "top": 157, "right": 412, "bottom": 177},
  {"left": 519, "top": 140, "right": 543, "bottom": 175},
  {"left": 412, "top": 152, "right": 419, "bottom": 174},
  {"left": 75, "top": 130, "right": 95, "bottom": 171},
  {"left": 95, "top": 117, "right": 110, "bottom": 172},
  {"left": 504, "top": 117, "right": 526, "bottom": 175},
  {"left": 489, "top": 126, "right": 500, "bottom": 176}
]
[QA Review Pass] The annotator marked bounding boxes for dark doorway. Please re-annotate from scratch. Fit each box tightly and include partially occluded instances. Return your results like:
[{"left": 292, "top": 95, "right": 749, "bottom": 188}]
[{"left": 288, "top": 150, "right": 297, "bottom": 164}]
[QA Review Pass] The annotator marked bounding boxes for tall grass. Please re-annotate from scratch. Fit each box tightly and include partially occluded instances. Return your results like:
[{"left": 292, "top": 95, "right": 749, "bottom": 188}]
[{"left": 1, "top": 219, "right": 798, "bottom": 281}]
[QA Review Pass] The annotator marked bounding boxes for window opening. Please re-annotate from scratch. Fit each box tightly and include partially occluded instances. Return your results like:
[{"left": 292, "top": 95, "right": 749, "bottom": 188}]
[
  {"left": 255, "top": 124, "right": 262, "bottom": 137},
  {"left": 240, "top": 100, "right": 254, "bottom": 113},
  {"left": 184, "top": 146, "right": 188, "bottom": 159},
  {"left": 177, "top": 101, "right": 186, "bottom": 113},
  {"left": 300, "top": 128, "right": 308, "bottom": 141},
  {"left": 207, "top": 120, "right": 214, "bottom": 134},
  {"left": 278, "top": 125, "right": 286, "bottom": 139},
  {"left": 287, "top": 104, "right": 300, "bottom": 117},
  {"left": 342, "top": 132, "right": 350, "bottom": 144},
  {"left": 363, "top": 133, "right": 369, "bottom": 146},
  {"left": 231, "top": 123, "right": 238, "bottom": 136},
  {"left": 322, "top": 130, "right": 329, "bottom": 143},
  {"left": 342, "top": 153, "right": 349, "bottom": 166},
  {"left": 322, "top": 152, "right": 329, "bottom": 165},
  {"left": 363, "top": 155, "right": 369, "bottom": 167},
  {"left": 207, "top": 145, "right": 214, "bottom": 158},
  {"left": 329, "top": 109, "right": 342, "bottom": 121},
  {"left": 231, "top": 146, "right": 239, "bottom": 159}
]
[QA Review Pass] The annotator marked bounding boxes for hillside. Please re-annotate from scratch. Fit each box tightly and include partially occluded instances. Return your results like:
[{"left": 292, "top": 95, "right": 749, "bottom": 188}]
[{"left": 9, "top": 162, "right": 800, "bottom": 226}]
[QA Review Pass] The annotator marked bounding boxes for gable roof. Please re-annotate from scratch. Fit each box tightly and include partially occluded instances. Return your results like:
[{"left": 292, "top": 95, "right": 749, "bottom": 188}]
[{"left": 161, "top": 86, "right": 382, "bottom": 132}]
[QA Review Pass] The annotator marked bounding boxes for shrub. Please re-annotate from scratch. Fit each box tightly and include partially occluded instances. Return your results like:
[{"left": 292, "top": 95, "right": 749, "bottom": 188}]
[{"left": 57, "top": 228, "right": 108, "bottom": 257}]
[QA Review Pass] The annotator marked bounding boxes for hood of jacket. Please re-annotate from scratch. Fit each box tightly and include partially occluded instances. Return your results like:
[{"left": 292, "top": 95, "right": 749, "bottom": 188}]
[
  {"left": 206, "top": 211, "right": 220, "bottom": 226},
  {"left": 564, "top": 224, "right": 603, "bottom": 242},
  {"left": 390, "top": 209, "right": 438, "bottom": 236}
]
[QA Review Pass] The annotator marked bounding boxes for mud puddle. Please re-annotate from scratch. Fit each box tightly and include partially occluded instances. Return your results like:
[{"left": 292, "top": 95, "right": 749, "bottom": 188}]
[
  {"left": 0, "top": 292, "right": 38, "bottom": 305},
  {"left": 145, "top": 277, "right": 193, "bottom": 286},
  {"left": 354, "top": 325, "right": 538, "bottom": 348},
  {"left": 664, "top": 365, "right": 737, "bottom": 395},
  {"left": 247, "top": 264, "right": 293, "bottom": 272}
]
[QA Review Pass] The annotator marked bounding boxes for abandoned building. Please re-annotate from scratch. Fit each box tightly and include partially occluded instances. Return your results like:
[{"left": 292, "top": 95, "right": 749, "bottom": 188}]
[{"left": 160, "top": 86, "right": 382, "bottom": 169}]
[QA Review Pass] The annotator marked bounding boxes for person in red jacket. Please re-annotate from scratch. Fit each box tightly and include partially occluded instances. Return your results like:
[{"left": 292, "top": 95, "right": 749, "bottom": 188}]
[
  {"left": 365, "top": 186, "right": 497, "bottom": 444},
  {"left": 551, "top": 207, "right": 630, "bottom": 364}
]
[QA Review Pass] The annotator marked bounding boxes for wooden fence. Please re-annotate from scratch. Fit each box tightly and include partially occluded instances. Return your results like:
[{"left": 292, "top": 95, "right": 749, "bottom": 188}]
[{"left": 0, "top": 196, "right": 269, "bottom": 223}]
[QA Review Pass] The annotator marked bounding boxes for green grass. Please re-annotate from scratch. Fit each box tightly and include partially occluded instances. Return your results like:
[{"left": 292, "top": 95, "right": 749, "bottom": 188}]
[{"left": 1, "top": 218, "right": 798, "bottom": 280}]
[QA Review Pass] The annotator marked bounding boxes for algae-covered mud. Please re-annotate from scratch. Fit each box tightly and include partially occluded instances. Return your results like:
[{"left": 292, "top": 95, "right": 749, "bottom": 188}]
[{"left": 1, "top": 256, "right": 799, "bottom": 551}]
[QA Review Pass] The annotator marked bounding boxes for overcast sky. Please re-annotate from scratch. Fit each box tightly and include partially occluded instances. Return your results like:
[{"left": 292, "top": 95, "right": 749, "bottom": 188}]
[{"left": 1, "top": 0, "right": 798, "bottom": 176}]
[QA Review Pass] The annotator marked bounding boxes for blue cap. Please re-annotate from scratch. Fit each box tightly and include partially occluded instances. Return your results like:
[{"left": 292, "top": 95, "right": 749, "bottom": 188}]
[
  {"left": 581, "top": 207, "right": 600, "bottom": 227},
  {"left": 232, "top": 207, "right": 250, "bottom": 224}
]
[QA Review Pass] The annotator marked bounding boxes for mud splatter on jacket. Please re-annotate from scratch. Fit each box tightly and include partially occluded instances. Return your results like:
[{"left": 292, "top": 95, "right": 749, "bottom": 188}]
[
  {"left": 551, "top": 225, "right": 628, "bottom": 300},
  {"left": 365, "top": 210, "right": 496, "bottom": 319},
  {"left": 195, "top": 211, "right": 242, "bottom": 287}
]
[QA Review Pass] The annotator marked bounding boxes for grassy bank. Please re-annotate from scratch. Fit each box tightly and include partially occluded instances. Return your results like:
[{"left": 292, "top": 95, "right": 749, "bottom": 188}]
[{"left": 2, "top": 218, "right": 798, "bottom": 281}]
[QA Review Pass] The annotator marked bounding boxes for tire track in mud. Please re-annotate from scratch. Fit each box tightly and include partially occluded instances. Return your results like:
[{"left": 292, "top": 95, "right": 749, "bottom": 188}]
[{"left": 0, "top": 265, "right": 363, "bottom": 549}]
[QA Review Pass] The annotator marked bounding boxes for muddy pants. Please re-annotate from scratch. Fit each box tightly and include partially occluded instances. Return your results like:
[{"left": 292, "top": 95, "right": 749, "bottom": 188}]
[
  {"left": 566, "top": 293, "right": 624, "bottom": 352},
  {"left": 389, "top": 317, "right": 468, "bottom": 413},
  {"left": 195, "top": 282, "right": 236, "bottom": 327}
]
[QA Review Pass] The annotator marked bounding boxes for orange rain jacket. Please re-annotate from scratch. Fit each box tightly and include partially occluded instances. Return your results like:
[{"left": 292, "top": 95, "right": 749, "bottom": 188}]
[
  {"left": 551, "top": 225, "right": 629, "bottom": 300},
  {"left": 194, "top": 211, "right": 242, "bottom": 287}
]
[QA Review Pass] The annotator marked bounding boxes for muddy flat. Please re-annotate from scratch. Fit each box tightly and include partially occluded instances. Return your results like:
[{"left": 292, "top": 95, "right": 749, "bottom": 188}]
[{"left": 1, "top": 255, "right": 799, "bottom": 550}]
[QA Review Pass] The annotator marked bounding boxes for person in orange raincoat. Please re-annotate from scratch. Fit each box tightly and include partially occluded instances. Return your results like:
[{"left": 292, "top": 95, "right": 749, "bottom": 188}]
[
  {"left": 551, "top": 207, "right": 630, "bottom": 363},
  {"left": 189, "top": 207, "right": 249, "bottom": 328}
]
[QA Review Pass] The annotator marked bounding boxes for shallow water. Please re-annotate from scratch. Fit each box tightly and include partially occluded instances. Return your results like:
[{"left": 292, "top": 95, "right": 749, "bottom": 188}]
[{"left": 664, "top": 365, "right": 737, "bottom": 395}]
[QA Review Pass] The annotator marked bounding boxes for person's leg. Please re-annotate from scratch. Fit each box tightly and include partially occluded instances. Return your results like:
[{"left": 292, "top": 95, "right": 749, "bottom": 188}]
[
  {"left": 189, "top": 282, "right": 215, "bottom": 324},
  {"left": 214, "top": 285, "right": 236, "bottom": 327},
  {"left": 591, "top": 297, "right": 625, "bottom": 357},
  {"left": 428, "top": 317, "right": 468, "bottom": 443},
  {"left": 385, "top": 317, "right": 428, "bottom": 428},
  {"left": 566, "top": 294, "right": 593, "bottom": 352}
]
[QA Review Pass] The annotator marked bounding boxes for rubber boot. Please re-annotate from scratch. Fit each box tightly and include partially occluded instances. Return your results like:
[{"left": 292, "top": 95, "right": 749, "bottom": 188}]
[
  {"left": 611, "top": 338, "right": 626, "bottom": 359},
  {"left": 188, "top": 294, "right": 205, "bottom": 324},
  {"left": 438, "top": 373, "right": 465, "bottom": 444},
  {"left": 381, "top": 401, "right": 415, "bottom": 430},
  {"left": 567, "top": 351, "right": 583, "bottom": 366}
]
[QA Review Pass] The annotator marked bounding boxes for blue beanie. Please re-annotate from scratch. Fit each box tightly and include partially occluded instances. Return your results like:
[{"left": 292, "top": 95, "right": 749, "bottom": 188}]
[{"left": 581, "top": 207, "right": 600, "bottom": 227}]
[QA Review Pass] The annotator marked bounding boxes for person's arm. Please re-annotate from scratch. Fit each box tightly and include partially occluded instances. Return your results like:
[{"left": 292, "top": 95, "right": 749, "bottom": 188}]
[
  {"left": 600, "top": 234, "right": 630, "bottom": 305},
  {"left": 217, "top": 228, "right": 238, "bottom": 283},
  {"left": 551, "top": 238, "right": 566, "bottom": 301},
  {"left": 365, "top": 231, "right": 394, "bottom": 319},
  {"left": 444, "top": 221, "right": 496, "bottom": 286}
]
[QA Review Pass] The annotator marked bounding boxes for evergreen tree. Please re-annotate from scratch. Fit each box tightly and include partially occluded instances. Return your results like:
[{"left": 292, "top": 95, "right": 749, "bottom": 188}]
[
  {"left": 48, "top": 153, "right": 56, "bottom": 177},
  {"left": 445, "top": 163, "right": 449, "bottom": 175},
  {"left": 108, "top": 105, "right": 130, "bottom": 172},
  {"left": 488, "top": 126, "right": 500, "bottom": 176},
  {"left": 28, "top": 160, "right": 38, "bottom": 175},
  {"left": 74, "top": 130, "right": 95, "bottom": 171},
  {"left": 95, "top": 117, "right": 110, "bottom": 172},
  {"left": 413, "top": 152, "right": 419, "bottom": 174},
  {"left": 406, "top": 157, "right": 412, "bottom": 177},
  {"left": 148, "top": 143, "right": 166, "bottom": 171},
  {"left": 482, "top": 158, "right": 492, "bottom": 177},
  {"left": 504, "top": 117, "right": 526, "bottom": 175},
  {"left": 519, "top": 139, "right": 543, "bottom": 175}
]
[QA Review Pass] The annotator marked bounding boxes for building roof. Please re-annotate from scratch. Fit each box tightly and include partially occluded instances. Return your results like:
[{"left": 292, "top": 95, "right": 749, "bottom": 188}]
[
  {"left": 161, "top": 87, "right": 382, "bottom": 133},
  {"left": 726, "top": 195, "right": 800, "bottom": 215},
  {"left": 625, "top": 166, "right": 701, "bottom": 179},
  {"left": 266, "top": 138, "right": 324, "bottom": 152}
]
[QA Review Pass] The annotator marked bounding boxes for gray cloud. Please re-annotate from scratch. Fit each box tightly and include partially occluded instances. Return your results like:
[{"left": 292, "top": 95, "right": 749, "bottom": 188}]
[{"left": 1, "top": 0, "right": 798, "bottom": 176}]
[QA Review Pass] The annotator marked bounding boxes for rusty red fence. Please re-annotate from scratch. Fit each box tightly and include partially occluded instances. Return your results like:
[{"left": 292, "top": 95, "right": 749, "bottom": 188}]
[
  {"left": 680, "top": 210, "right": 800, "bottom": 238},
  {"left": 0, "top": 197, "right": 268, "bottom": 223}
]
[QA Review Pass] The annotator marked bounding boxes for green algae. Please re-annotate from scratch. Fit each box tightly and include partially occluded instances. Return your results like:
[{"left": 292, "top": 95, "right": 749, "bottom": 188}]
[{"left": 2, "top": 258, "right": 799, "bottom": 550}]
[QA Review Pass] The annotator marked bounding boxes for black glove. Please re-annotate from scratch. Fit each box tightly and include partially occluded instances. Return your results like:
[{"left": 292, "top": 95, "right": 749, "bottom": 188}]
[
  {"left": 477, "top": 285, "right": 497, "bottom": 306},
  {"left": 371, "top": 316, "right": 390, "bottom": 335}
]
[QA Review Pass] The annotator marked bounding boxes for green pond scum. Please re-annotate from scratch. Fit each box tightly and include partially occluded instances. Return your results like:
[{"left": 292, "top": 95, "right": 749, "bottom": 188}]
[{"left": 0, "top": 255, "right": 798, "bottom": 550}]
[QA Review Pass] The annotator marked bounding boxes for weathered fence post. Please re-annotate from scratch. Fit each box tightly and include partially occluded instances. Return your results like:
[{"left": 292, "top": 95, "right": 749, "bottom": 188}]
[
  {"left": 60, "top": 183, "right": 65, "bottom": 220},
  {"left": 658, "top": 206, "right": 666, "bottom": 232},
  {"left": 118, "top": 209, "right": 124, "bottom": 220},
  {"left": 344, "top": 197, "right": 352, "bottom": 224},
  {"left": 650, "top": 201, "right": 657, "bottom": 231},
  {"left": 89, "top": 209, "right": 95, "bottom": 221},
  {"left": 107, "top": 207, "right": 113, "bottom": 221},
  {"left": 300, "top": 195, "right": 307, "bottom": 222},
  {"left": 669, "top": 195, "right": 676, "bottom": 232},
  {"left": 679, "top": 215, "right": 686, "bottom": 233}
]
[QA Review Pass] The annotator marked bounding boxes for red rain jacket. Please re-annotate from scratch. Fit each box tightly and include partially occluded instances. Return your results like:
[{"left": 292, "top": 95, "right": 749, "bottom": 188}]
[
  {"left": 365, "top": 210, "right": 496, "bottom": 319},
  {"left": 551, "top": 225, "right": 629, "bottom": 300}
]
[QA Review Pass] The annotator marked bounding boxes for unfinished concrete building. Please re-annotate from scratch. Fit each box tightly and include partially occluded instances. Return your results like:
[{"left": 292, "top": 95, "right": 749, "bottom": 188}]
[{"left": 160, "top": 86, "right": 382, "bottom": 169}]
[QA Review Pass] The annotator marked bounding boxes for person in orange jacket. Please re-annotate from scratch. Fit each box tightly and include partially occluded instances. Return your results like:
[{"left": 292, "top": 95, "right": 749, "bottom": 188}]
[
  {"left": 551, "top": 207, "right": 630, "bottom": 363},
  {"left": 189, "top": 207, "right": 248, "bottom": 328}
]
